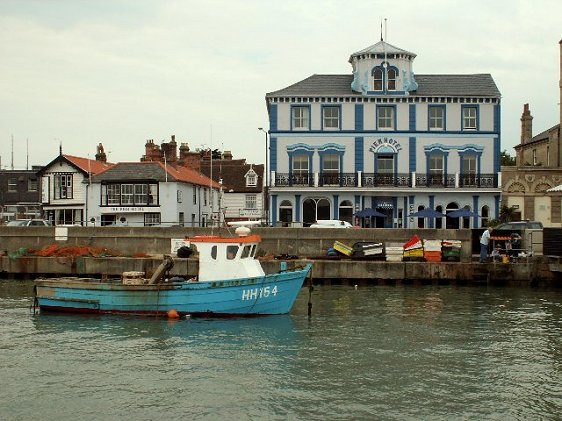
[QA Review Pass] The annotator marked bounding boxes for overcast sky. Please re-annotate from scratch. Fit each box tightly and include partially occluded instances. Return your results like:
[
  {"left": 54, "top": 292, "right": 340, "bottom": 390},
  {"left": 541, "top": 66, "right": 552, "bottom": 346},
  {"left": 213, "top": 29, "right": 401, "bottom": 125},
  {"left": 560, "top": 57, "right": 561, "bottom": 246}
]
[{"left": 1, "top": 0, "right": 561, "bottom": 170}]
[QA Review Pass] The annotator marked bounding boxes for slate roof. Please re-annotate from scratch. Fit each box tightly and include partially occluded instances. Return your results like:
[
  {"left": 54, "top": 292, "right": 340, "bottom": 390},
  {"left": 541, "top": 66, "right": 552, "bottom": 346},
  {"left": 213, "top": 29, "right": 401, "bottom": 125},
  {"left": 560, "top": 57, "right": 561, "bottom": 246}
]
[
  {"left": 266, "top": 73, "right": 500, "bottom": 98},
  {"left": 350, "top": 40, "right": 416, "bottom": 58},
  {"left": 200, "top": 160, "right": 264, "bottom": 193},
  {"left": 514, "top": 123, "right": 561, "bottom": 150},
  {"left": 92, "top": 162, "right": 221, "bottom": 188}
]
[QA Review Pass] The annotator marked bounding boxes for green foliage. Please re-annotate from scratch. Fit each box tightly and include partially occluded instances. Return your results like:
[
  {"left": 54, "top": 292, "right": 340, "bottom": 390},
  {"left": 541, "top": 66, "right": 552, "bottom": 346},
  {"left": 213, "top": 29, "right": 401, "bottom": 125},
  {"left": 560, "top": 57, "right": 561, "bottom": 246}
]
[
  {"left": 501, "top": 150, "right": 516, "bottom": 166},
  {"left": 499, "top": 204, "right": 518, "bottom": 223}
]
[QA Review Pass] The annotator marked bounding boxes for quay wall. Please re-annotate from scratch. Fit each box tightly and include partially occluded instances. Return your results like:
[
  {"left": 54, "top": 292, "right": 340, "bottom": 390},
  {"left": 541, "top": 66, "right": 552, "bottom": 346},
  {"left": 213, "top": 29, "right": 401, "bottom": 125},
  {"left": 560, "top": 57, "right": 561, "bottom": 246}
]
[
  {"left": 0, "top": 226, "right": 473, "bottom": 260},
  {"left": 0, "top": 256, "right": 557, "bottom": 287}
]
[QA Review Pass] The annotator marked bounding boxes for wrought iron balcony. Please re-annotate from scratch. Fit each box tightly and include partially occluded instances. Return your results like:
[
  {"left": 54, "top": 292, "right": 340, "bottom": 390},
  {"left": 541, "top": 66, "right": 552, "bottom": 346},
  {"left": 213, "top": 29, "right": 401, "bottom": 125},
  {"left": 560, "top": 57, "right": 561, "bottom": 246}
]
[
  {"left": 319, "top": 172, "right": 357, "bottom": 187},
  {"left": 459, "top": 173, "right": 497, "bottom": 188},
  {"left": 274, "top": 173, "right": 313, "bottom": 187},
  {"left": 415, "top": 173, "right": 456, "bottom": 188},
  {"left": 362, "top": 173, "right": 411, "bottom": 187}
]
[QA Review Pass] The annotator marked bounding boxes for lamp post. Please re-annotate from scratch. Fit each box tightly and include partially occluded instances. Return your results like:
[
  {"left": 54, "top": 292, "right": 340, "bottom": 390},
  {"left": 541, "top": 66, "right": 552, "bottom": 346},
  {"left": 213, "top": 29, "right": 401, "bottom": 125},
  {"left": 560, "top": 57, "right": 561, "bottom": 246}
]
[{"left": 258, "top": 127, "right": 269, "bottom": 226}]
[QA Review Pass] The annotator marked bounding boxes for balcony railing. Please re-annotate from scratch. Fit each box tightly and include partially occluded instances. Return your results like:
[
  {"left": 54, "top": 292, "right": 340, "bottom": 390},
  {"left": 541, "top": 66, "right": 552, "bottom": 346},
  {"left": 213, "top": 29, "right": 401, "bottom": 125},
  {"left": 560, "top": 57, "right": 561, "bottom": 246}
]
[
  {"left": 362, "top": 173, "right": 411, "bottom": 187},
  {"left": 275, "top": 173, "right": 313, "bottom": 187},
  {"left": 319, "top": 172, "right": 357, "bottom": 187},
  {"left": 271, "top": 171, "right": 500, "bottom": 189}
]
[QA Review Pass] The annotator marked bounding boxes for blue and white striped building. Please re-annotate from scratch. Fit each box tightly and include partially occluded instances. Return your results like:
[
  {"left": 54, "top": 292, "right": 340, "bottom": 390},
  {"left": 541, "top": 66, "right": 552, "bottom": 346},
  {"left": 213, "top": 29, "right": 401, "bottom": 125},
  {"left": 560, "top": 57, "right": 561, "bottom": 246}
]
[{"left": 265, "top": 40, "right": 501, "bottom": 228}]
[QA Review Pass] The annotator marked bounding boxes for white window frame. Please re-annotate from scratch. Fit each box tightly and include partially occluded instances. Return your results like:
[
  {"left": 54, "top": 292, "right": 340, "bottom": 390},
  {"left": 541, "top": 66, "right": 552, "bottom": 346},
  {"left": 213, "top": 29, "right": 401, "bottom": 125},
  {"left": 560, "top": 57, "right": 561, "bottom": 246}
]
[
  {"left": 246, "top": 173, "right": 257, "bottom": 187},
  {"left": 462, "top": 106, "right": 477, "bottom": 129},
  {"left": 245, "top": 194, "right": 257, "bottom": 209},
  {"left": 292, "top": 106, "right": 309, "bottom": 130},
  {"left": 377, "top": 106, "right": 394, "bottom": 130},
  {"left": 8, "top": 178, "right": 17, "bottom": 192},
  {"left": 429, "top": 106, "right": 445, "bottom": 130},
  {"left": 121, "top": 184, "right": 134, "bottom": 205},
  {"left": 322, "top": 106, "right": 339, "bottom": 130}
]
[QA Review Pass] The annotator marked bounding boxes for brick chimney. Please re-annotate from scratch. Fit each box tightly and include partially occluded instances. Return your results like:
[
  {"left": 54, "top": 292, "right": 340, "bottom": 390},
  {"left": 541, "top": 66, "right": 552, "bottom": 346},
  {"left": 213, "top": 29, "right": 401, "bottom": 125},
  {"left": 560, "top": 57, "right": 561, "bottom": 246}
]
[
  {"left": 222, "top": 150, "right": 233, "bottom": 160},
  {"left": 520, "top": 103, "right": 533, "bottom": 144},
  {"left": 95, "top": 142, "right": 107, "bottom": 162}
]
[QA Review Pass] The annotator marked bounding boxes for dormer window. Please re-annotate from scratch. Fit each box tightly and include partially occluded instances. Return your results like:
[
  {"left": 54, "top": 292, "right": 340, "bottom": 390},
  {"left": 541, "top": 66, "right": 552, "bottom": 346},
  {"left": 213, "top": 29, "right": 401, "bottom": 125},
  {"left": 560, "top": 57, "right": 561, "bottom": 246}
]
[
  {"left": 373, "top": 68, "right": 383, "bottom": 90},
  {"left": 387, "top": 68, "right": 397, "bottom": 90},
  {"left": 246, "top": 172, "right": 257, "bottom": 187}
]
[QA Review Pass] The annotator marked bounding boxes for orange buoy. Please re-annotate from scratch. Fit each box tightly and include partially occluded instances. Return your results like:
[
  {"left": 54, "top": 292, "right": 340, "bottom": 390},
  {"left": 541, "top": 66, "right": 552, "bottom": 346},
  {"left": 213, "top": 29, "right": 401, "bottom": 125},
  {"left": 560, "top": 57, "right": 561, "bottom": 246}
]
[{"left": 167, "top": 309, "right": 180, "bottom": 319}]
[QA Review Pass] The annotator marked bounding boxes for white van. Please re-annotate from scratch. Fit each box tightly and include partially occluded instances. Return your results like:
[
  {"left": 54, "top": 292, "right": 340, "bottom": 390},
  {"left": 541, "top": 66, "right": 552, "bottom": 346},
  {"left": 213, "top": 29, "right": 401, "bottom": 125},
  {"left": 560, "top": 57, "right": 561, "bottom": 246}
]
[{"left": 309, "top": 220, "right": 352, "bottom": 228}]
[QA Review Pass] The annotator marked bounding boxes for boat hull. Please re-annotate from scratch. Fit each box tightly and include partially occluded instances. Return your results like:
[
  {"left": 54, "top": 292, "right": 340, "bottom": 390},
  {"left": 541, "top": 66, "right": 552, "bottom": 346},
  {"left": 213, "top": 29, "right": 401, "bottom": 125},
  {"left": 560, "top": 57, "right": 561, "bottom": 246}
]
[{"left": 34, "top": 264, "right": 312, "bottom": 316}]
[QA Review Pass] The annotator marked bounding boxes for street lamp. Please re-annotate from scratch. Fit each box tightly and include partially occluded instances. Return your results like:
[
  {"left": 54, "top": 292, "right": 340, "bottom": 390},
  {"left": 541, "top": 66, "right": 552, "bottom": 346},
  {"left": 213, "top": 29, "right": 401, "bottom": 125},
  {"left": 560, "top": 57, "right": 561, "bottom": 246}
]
[{"left": 258, "top": 127, "right": 269, "bottom": 226}]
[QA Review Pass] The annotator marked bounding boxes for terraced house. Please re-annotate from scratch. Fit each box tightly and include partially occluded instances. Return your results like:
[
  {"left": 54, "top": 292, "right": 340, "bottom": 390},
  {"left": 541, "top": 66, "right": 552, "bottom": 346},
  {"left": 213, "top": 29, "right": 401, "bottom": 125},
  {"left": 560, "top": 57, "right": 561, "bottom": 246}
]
[{"left": 265, "top": 39, "right": 501, "bottom": 228}]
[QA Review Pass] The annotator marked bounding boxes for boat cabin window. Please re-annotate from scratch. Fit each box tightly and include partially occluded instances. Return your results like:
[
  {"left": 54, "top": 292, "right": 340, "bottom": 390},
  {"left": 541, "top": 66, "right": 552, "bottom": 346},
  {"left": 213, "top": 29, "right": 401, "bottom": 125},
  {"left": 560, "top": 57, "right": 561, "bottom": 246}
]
[
  {"left": 226, "top": 245, "right": 238, "bottom": 260},
  {"left": 241, "top": 245, "right": 251, "bottom": 259},
  {"left": 211, "top": 245, "right": 217, "bottom": 260}
]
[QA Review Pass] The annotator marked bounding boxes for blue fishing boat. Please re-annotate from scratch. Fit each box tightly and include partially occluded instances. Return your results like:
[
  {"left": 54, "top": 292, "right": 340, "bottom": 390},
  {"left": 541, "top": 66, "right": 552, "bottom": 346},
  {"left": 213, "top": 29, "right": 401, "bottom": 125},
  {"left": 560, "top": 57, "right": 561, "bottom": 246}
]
[{"left": 34, "top": 227, "right": 312, "bottom": 317}]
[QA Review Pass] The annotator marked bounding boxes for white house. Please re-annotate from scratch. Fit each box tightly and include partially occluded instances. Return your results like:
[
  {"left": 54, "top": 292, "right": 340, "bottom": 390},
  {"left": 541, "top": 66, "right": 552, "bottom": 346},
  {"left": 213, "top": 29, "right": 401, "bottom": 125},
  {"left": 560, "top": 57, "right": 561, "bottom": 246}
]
[
  {"left": 87, "top": 161, "right": 221, "bottom": 227},
  {"left": 265, "top": 39, "right": 502, "bottom": 228},
  {"left": 38, "top": 148, "right": 113, "bottom": 225}
]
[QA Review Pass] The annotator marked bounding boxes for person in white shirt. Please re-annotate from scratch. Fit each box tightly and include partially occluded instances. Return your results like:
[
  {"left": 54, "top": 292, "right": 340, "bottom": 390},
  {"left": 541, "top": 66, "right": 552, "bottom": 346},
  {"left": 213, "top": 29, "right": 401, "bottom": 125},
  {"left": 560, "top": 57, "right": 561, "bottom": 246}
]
[{"left": 480, "top": 227, "right": 493, "bottom": 263}]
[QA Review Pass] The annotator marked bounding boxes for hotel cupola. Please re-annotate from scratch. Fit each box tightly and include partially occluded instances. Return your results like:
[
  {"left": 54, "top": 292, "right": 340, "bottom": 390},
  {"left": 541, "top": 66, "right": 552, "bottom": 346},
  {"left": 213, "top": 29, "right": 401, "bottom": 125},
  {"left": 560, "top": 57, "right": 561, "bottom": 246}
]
[{"left": 349, "top": 40, "right": 418, "bottom": 96}]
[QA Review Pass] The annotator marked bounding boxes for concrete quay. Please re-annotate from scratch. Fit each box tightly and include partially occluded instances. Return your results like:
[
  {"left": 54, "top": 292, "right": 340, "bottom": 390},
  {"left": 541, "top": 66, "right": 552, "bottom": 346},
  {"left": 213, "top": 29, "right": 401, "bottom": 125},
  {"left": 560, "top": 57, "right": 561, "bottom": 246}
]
[
  {"left": 0, "top": 226, "right": 558, "bottom": 286},
  {"left": 0, "top": 255, "right": 557, "bottom": 287}
]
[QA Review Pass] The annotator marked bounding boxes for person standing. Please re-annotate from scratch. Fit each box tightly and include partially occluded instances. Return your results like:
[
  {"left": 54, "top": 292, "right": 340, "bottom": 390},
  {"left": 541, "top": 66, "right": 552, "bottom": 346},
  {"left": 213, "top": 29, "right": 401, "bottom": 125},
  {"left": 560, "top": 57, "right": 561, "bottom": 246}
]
[{"left": 480, "top": 227, "right": 493, "bottom": 263}]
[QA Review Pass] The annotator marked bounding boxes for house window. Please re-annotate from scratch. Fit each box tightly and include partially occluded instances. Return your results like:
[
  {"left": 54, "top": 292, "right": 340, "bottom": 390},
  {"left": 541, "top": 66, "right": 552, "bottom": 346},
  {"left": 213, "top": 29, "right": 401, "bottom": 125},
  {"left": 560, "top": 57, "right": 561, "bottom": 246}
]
[
  {"left": 54, "top": 173, "right": 73, "bottom": 199},
  {"left": 377, "top": 155, "right": 394, "bottom": 173},
  {"left": 204, "top": 188, "right": 208, "bottom": 206},
  {"left": 245, "top": 194, "right": 257, "bottom": 209},
  {"left": 135, "top": 184, "right": 147, "bottom": 204},
  {"left": 193, "top": 186, "right": 197, "bottom": 205},
  {"left": 293, "top": 155, "right": 309, "bottom": 177},
  {"left": 322, "top": 154, "right": 339, "bottom": 175},
  {"left": 292, "top": 106, "right": 309, "bottom": 130},
  {"left": 28, "top": 178, "right": 38, "bottom": 192},
  {"left": 373, "top": 68, "right": 383, "bottom": 90},
  {"left": 144, "top": 212, "right": 161, "bottom": 226},
  {"left": 323, "top": 106, "right": 340, "bottom": 130},
  {"left": 462, "top": 106, "right": 477, "bottom": 129},
  {"left": 177, "top": 189, "right": 183, "bottom": 203},
  {"left": 533, "top": 149, "right": 537, "bottom": 165},
  {"left": 429, "top": 106, "right": 445, "bottom": 130},
  {"left": 246, "top": 173, "right": 257, "bottom": 187},
  {"left": 121, "top": 184, "right": 134, "bottom": 205},
  {"left": 387, "top": 68, "right": 397, "bottom": 90},
  {"left": 377, "top": 106, "right": 394, "bottom": 129},
  {"left": 430, "top": 155, "right": 444, "bottom": 175},
  {"left": 107, "top": 184, "right": 120, "bottom": 205},
  {"left": 462, "top": 155, "right": 477, "bottom": 174},
  {"left": 8, "top": 178, "right": 17, "bottom": 192}
]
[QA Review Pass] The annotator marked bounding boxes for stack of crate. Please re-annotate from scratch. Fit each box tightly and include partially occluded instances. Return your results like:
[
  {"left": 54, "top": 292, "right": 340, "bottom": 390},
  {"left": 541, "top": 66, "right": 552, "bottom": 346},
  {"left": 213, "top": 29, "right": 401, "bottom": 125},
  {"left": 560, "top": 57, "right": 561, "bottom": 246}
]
[
  {"left": 442, "top": 240, "right": 462, "bottom": 262},
  {"left": 403, "top": 235, "right": 424, "bottom": 261},
  {"left": 386, "top": 243, "right": 404, "bottom": 262},
  {"left": 423, "top": 240, "right": 442, "bottom": 262}
]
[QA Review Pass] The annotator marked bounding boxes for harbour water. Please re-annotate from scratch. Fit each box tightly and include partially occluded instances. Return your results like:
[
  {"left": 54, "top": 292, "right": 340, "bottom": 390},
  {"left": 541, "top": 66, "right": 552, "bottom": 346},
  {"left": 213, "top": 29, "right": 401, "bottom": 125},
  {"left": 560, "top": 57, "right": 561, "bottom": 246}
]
[{"left": 1, "top": 280, "right": 562, "bottom": 420}]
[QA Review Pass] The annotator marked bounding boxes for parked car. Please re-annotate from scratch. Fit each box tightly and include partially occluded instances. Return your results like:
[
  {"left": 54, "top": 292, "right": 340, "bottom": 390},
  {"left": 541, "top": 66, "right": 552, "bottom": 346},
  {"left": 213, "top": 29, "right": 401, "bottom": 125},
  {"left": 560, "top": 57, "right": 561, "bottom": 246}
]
[
  {"left": 6, "top": 219, "right": 51, "bottom": 227},
  {"left": 309, "top": 220, "right": 353, "bottom": 228},
  {"left": 494, "top": 221, "right": 543, "bottom": 230}
]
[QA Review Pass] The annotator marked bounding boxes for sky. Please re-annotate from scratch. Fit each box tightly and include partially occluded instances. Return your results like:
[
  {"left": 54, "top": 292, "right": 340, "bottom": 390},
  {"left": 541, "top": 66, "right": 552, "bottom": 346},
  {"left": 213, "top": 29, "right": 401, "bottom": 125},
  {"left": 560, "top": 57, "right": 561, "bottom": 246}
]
[{"left": 1, "top": 0, "right": 561, "bottom": 170}]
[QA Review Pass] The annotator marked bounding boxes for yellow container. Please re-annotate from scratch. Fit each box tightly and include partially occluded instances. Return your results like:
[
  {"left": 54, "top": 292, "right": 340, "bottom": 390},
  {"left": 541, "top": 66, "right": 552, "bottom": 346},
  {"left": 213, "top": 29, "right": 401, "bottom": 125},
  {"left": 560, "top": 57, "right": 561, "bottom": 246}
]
[
  {"left": 502, "top": 255, "right": 510, "bottom": 264},
  {"left": 333, "top": 241, "right": 353, "bottom": 257}
]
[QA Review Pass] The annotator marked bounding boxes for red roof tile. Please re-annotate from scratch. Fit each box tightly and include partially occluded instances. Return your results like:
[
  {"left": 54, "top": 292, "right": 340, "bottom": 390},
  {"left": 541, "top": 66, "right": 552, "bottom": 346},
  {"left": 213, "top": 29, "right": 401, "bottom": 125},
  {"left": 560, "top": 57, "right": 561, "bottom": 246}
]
[{"left": 63, "top": 155, "right": 114, "bottom": 175}]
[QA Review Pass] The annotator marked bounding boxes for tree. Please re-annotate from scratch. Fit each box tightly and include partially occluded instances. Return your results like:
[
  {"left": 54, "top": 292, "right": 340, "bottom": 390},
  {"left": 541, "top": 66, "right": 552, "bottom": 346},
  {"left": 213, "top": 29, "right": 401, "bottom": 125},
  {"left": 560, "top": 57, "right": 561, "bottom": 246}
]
[
  {"left": 501, "top": 150, "right": 516, "bottom": 166},
  {"left": 499, "top": 204, "right": 518, "bottom": 223}
]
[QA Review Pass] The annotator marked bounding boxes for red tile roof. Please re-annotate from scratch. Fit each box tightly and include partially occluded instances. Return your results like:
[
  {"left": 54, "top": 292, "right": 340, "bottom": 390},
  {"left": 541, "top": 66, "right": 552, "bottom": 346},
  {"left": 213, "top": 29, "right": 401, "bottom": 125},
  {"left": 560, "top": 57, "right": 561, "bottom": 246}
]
[
  {"left": 64, "top": 155, "right": 114, "bottom": 175},
  {"left": 161, "top": 162, "right": 221, "bottom": 189}
]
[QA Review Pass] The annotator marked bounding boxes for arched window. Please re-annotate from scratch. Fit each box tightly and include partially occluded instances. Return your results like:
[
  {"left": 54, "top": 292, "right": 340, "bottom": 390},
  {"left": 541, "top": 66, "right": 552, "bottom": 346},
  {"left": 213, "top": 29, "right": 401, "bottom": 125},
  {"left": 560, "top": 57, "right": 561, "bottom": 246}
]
[
  {"left": 279, "top": 200, "right": 293, "bottom": 227},
  {"left": 445, "top": 202, "right": 460, "bottom": 229},
  {"left": 387, "top": 68, "right": 397, "bottom": 90},
  {"left": 339, "top": 200, "right": 354, "bottom": 224},
  {"left": 417, "top": 205, "right": 425, "bottom": 229},
  {"left": 303, "top": 198, "right": 331, "bottom": 227},
  {"left": 373, "top": 68, "right": 383, "bottom": 90},
  {"left": 481, "top": 205, "right": 490, "bottom": 227}
]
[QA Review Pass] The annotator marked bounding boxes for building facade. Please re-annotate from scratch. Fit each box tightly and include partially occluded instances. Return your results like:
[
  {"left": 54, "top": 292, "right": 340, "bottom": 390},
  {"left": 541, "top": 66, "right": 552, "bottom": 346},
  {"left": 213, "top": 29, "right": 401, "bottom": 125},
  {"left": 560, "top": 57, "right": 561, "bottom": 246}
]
[
  {"left": 265, "top": 40, "right": 501, "bottom": 228},
  {"left": 502, "top": 40, "right": 562, "bottom": 227},
  {"left": 38, "top": 146, "right": 113, "bottom": 225},
  {"left": 0, "top": 167, "right": 43, "bottom": 223},
  {"left": 87, "top": 161, "right": 221, "bottom": 227}
]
